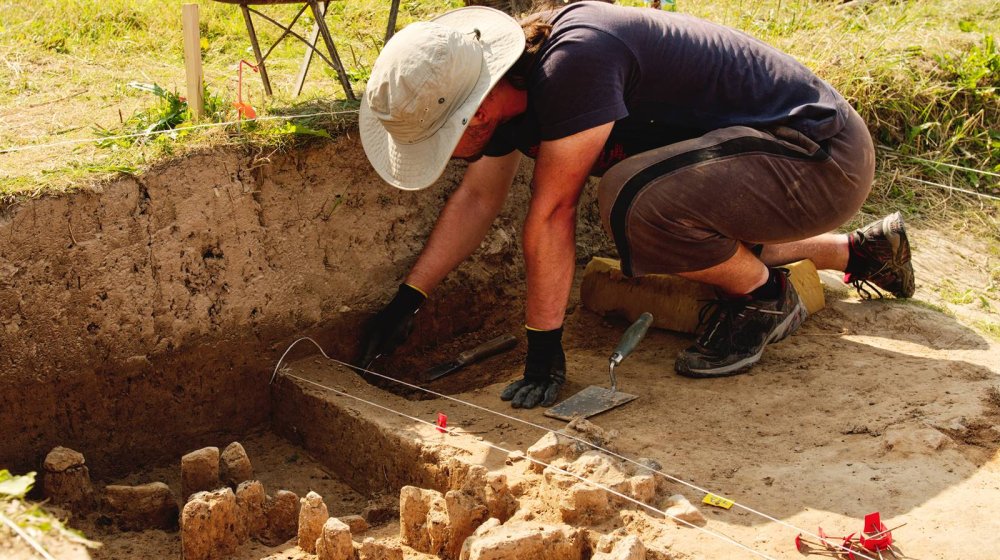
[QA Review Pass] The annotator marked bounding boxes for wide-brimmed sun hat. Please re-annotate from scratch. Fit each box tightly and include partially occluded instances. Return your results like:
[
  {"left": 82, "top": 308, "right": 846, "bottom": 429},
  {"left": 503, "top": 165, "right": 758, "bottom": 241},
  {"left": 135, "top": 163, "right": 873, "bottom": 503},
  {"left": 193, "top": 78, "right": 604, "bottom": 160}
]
[{"left": 360, "top": 7, "right": 525, "bottom": 190}]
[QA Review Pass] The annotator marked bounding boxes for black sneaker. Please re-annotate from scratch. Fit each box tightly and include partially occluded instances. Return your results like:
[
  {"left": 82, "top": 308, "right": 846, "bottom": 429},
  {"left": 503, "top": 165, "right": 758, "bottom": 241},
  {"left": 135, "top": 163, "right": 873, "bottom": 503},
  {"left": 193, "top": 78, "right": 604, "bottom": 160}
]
[
  {"left": 843, "top": 212, "right": 915, "bottom": 299},
  {"left": 675, "top": 271, "right": 808, "bottom": 378}
]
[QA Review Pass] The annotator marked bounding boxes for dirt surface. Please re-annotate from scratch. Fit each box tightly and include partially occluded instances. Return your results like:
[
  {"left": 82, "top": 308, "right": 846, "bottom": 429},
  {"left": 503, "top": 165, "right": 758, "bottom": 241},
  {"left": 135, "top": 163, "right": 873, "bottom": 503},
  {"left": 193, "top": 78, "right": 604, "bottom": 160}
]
[{"left": 276, "top": 226, "right": 1000, "bottom": 560}]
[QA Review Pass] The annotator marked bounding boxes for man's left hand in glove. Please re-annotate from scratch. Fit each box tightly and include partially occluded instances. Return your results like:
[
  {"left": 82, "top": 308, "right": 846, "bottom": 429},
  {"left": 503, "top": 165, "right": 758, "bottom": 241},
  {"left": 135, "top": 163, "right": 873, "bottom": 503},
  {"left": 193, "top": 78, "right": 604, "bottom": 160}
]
[{"left": 500, "top": 326, "right": 566, "bottom": 409}]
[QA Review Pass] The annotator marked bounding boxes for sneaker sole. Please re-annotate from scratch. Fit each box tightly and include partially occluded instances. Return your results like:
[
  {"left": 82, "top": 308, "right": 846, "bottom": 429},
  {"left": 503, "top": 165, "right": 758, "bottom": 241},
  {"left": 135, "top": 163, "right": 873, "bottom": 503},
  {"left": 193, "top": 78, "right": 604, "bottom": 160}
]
[
  {"left": 884, "top": 212, "right": 915, "bottom": 298},
  {"left": 675, "top": 302, "right": 808, "bottom": 378}
]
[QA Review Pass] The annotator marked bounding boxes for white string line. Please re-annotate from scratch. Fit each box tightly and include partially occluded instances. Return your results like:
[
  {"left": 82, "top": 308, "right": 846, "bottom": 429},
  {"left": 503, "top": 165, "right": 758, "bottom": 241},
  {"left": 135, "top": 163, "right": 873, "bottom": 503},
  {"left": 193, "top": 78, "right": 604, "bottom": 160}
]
[
  {"left": 0, "top": 109, "right": 360, "bottom": 155},
  {"left": 0, "top": 511, "right": 57, "bottom": 560},
  {"left": 270, "top": 337, "right": 879, "bottom": 560},
  {"left": 899, "top": 175, "right": 1000, "bottom": 201},
  {"left": 282, "top": 370, "right": 782, "bottom": 560}
]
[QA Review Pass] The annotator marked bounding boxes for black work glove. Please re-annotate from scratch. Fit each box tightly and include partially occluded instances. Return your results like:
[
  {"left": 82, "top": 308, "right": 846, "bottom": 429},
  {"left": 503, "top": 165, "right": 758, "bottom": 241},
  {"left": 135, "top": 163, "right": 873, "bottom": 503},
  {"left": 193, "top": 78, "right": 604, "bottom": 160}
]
[
  {"left": 500, "top": 327, "right": 566, "bottom": 409},
  {"left": 356, "top": 284, "right": 426, "bottom": 373}
]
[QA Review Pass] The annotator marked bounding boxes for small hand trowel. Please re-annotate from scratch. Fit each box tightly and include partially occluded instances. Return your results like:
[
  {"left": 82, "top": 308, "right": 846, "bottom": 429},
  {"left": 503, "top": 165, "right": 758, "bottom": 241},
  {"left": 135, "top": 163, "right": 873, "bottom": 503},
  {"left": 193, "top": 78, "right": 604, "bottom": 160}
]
[
  {"left": 544, "top": 312, "right": 653, "bottom": 421},
  {"left": 420, "top": 334, "right": 518, "bottom": 383}
]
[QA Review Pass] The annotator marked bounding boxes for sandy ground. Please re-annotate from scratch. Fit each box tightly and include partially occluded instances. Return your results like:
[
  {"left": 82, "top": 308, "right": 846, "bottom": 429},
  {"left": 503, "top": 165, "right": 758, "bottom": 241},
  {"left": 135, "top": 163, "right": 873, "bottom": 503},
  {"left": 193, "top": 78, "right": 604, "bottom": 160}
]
[
  {"left": 282, "top": 227, "right": 1000, "bottom": 560},
  {"left": 50, "top": 225, "right": 999, "bottom": 560}
]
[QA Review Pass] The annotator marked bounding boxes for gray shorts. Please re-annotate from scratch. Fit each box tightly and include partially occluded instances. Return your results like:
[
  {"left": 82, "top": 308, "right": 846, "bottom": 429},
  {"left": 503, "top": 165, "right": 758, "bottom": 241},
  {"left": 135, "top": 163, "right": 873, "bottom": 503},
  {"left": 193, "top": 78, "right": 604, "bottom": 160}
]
[{"left": 597, "top": 107, "right": 875, "bottom": 276}]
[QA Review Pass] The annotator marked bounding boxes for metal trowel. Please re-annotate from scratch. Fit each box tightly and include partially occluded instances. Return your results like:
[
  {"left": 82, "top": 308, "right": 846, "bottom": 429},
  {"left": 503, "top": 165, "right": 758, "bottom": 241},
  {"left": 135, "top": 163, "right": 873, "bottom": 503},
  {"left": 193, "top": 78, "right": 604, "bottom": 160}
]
[
  {"left": 544, "top": 312, "right": 653, "bottom": 421},
  {"left": 420, "top": 334, "right": 518, "bottom": 382}
]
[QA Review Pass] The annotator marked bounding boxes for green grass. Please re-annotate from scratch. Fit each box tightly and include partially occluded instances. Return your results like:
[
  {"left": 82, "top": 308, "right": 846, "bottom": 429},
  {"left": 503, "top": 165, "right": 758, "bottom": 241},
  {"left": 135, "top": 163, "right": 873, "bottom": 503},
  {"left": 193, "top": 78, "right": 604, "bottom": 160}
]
[{"left": 1, "top": 0, "right": 998, "bottom": 230}]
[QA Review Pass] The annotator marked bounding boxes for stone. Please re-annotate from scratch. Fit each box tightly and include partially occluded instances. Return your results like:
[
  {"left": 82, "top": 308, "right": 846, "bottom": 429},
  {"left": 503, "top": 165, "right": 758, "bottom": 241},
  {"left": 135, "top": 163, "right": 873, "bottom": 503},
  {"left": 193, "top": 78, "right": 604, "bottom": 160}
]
[
  {"left": 181, "top": 488, "right": 240, "bottom": 560},
  {"left": 42, "top": 447, "right": 94, "bottom": 510},
  {"left": 628, "top": 473, "right": 657, "bottom": 504},
  {"left": 359, "top": 537, "right": 404, "bottom": 560},
  {"left": 560, "top": 483, "right": 610, "bottom": 523},
  {"left": 315, "top": 517, "right": 353, "bottom": 560},
  {"left": 181, "top": 447, "right": 220, "bottom": 500},
  {"left": 298, "top": 491, "right": 330, "bottom": 553},
  {"left": 883, "top": 427, "right": 952, "bottom": 454},
  {"left": 561, "top": 451, "right": 631, "bottom": 496},
  {"left": 526, "top": 432, "right": 573, "bottom": 473},
  {"left": 340, "top": 514, "right": 369, "bottom": 534},
  {"left": 445, "top": 490, "right": 489, "bottom": 559},
  {"left": 43, "top": 446, "right": 85, "bottom": 472},
  {"left": 592, "top": 535, "right": 645, "bottom": 560},
  {"left": 564, "top": 418, "right": 619, "bottom": 452},
  {"left": 506, "top": 450, "right": 526, "bottom": 465},
  {"left": 103, "top": 482, "right": 179, "bottom": 531},
  {"left": 460, "top": 522, "right": 582, "bottom": 560},
  {"left": 235, "top": 480, "right": 266, "bottom": 542},
  {"left": 399, "top": 486, "right": 448, "bottom": 556},
  {"left": 260, "top": 490, "right": 300, "bottom": 546},
  {"left": 664, "top": 494, "right": 706, "bottom": 526},
  {"left": 483, "top": 473, "right": 518, "bottom": 522},
  {"left": 581, "top": 257, "right": 824, "bottom": 334},
  {"left": 447, "top": 458, "right": 489, "bottom": 497},
  {"left": 219, "top": 442, "right": 254, "bottom": 488},
  {"left": 363, "top": 494, "right": 399, "bottom": 525}
]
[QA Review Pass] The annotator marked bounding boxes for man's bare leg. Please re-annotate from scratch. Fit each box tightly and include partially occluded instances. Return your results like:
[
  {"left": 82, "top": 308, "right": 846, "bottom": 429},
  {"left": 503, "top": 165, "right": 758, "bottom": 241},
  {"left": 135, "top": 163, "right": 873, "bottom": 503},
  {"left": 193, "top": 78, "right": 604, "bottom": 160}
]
[
  {"left": 758, "top": 233, "right": 849, "bottom": 271},
  {"left": 677, "top": 243, "right": 769, "bottom": 295}
]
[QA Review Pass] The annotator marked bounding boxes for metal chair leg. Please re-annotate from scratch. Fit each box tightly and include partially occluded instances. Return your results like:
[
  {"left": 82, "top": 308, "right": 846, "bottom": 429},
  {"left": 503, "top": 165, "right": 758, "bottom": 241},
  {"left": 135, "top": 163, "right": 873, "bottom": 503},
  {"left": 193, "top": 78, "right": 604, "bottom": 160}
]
[
  {"left": 385, "top": 0, "right": 401, "bottom": 43},
  {"left": 240, "top": 5, "right": 273, "bottom": 97},
  {"left": 307, "top": 0, "right": 356, "bottom": 101},
  {"left": 294, "top": 1, "right": 324, "bottom": 97}
]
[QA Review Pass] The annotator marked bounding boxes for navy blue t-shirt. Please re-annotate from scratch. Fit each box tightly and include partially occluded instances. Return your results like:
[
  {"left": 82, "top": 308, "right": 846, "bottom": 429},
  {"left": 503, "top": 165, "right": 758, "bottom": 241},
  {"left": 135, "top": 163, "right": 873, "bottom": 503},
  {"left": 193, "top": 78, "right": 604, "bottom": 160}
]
[{"left": 485, "top": 2, "right": 850, "bottom": 176}]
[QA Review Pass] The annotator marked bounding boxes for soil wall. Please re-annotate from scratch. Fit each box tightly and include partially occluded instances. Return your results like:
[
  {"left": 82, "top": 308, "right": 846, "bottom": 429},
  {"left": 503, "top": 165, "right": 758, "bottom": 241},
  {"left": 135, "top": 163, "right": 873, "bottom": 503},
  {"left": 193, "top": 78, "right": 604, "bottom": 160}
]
[{"left": 0, "top": 134, "right": 613, "bottom": 476}]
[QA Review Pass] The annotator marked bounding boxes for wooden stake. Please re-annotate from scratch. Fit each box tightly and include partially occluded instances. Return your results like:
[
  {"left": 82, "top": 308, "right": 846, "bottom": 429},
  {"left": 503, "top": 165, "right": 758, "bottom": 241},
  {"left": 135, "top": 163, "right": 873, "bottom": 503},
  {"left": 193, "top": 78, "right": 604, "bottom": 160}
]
[{"left": 182, "top": 3, "right": 205, "bottom": 119}]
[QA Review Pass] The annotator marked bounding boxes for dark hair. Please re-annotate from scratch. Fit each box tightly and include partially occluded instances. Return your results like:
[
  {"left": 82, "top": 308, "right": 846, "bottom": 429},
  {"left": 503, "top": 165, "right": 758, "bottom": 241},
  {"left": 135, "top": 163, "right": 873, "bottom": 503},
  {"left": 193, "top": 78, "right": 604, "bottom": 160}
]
[{"left": 506, "top": 11, "right": 554, "bottom": 90}]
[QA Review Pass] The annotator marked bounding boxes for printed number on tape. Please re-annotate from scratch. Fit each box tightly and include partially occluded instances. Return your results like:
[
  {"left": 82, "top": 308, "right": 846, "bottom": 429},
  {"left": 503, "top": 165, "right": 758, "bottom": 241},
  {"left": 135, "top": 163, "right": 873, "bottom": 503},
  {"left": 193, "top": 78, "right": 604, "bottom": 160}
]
[{"left": 702, "top": 493, "right": 734, "bottom": 509}]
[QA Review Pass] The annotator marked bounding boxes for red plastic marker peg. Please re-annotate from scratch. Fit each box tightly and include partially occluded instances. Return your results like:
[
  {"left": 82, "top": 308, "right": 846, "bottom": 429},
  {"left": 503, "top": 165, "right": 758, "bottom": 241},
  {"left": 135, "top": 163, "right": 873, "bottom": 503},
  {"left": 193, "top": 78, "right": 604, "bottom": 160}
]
[
  {"left": 859, "top": 512, "right": 893, "bottom": 552},
  {"left": 436, "top": 412, "right": 447, "bottom": 433}
]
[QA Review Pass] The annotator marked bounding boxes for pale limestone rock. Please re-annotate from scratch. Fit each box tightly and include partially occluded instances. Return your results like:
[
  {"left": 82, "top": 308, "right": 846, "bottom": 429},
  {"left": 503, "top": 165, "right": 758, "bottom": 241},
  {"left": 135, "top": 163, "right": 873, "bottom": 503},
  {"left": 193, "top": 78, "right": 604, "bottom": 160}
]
[
  {"left": 445, "top": 490, "right": 489, "bottom": 559},
  {"left": 664, "top": 494, "right": 706, "bottom": 526},
  {"left": 447, "top": 458, "right": 489, "bottom": 496},
  {"left": 260, "top": 489, "right": 299, "bottom": 546},
  {"left": 526, "top": 432, "right": 570, "bottom": 473},
  {"left": 235, "top": 480, "right": 266, "bottom": 541},
  {"left": 103, "top": 482, "right": 178, "bottom": 531},
  {"left": 359, "top": 538, "right": 404, "bottom": 560},
  {"left": 219, "top": 442, "right": 253, "bottom": 488},
  {"left": 298, "top": 491, "right": 329, "bottom": 553},
  {"left": 506, "top": 450, "right": 526, "bottom": 465},
  {"left": 181, "top": 447, "right": 220, "bottom": 500},
  {"left": 181, "top": 488, "right": 239, "bottom": 560},
  {"left": 483, "top": 473, "right": 518, "bottom": 522},
  {"left": 592, "top": 535, "right": 645, "bottom": 560},
  {"left": 461, "top": 522, "right": 581, "bottom": 560},
  {"left": 628, "top": 473, "right": 657, "bottom": 504},
  {"left": 560, "top": 483, "right": 610, "bottom": 523},
  {"left": 883, "top": 427, "right": 952, "bottom": 454},
  {"left": 399, "top": 486, "right": 448, "bottom": 556},
  {"left": 339, "top": 514, "right": 369, "bottom": 534},
  {"left": 42, "top": 447, "right": 94, "bottom": 510},
  {"left": 315, "top": 517, "right": 353, "bottom": 560}
]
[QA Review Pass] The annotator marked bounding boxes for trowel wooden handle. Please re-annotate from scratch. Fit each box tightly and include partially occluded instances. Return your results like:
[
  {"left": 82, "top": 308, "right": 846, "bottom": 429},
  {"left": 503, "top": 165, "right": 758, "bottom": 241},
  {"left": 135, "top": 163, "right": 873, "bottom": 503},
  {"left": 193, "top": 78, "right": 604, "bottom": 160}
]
[
  {"left": 610, "top": 312, "right": 653, "bottom": 365},
  {"left": 456, "top": 334, "right": 518, "bottom": 365}
]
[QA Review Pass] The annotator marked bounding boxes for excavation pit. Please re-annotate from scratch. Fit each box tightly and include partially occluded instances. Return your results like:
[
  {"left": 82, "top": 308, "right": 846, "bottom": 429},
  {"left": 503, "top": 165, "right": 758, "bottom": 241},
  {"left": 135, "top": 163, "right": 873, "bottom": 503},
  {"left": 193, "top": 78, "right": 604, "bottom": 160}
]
[{"left": 3, "top": 136, "right": 1000, "bottom": 560}]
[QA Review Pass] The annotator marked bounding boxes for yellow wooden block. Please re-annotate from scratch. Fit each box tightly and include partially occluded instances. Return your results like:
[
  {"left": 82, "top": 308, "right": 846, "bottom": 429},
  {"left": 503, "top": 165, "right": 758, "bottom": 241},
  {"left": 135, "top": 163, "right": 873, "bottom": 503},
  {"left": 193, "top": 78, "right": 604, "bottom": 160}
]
[{"left": 580, "top": 257, "right": 824, "bottom": 335}]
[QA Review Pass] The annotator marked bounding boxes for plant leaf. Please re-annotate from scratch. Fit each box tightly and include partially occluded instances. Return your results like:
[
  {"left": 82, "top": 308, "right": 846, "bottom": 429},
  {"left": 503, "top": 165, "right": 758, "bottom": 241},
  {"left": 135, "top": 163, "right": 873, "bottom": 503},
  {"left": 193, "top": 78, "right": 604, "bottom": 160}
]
[{"left": 0, "top": 471, "right": 35, "bottom": 498}]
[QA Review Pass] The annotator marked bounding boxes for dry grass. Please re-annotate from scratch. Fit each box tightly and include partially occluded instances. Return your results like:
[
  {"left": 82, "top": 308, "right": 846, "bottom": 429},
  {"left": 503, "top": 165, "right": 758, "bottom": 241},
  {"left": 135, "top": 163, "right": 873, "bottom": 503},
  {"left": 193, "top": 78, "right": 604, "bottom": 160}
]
[{"left": 0, "top": 0, "right": 997, "bottom": 239}]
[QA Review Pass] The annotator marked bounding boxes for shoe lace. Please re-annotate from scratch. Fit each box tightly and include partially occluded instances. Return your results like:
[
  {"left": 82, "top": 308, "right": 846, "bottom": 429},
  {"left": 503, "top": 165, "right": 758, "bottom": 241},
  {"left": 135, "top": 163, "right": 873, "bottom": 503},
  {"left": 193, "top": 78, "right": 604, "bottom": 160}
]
[
  {"left": 850, "top": 277, "right": 885, "bottom": 300},
  {"left": 695, "top": 297, "right": 783, "bottom": 348}
]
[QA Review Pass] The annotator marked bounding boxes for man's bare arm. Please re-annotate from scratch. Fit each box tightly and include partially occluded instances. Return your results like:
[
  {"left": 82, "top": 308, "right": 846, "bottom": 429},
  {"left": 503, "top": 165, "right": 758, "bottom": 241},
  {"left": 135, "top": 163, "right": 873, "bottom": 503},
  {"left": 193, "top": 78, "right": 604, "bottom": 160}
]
[{"left": 406, "top": 151, "right": 522, "bottom": 293}]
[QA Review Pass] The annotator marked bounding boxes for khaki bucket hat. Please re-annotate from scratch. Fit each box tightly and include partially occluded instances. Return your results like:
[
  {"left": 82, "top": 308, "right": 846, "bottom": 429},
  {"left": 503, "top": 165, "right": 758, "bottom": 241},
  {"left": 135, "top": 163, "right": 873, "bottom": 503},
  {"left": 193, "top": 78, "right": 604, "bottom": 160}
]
[{"left": 360, "top": 7, "right": 525, "bottom": 190}]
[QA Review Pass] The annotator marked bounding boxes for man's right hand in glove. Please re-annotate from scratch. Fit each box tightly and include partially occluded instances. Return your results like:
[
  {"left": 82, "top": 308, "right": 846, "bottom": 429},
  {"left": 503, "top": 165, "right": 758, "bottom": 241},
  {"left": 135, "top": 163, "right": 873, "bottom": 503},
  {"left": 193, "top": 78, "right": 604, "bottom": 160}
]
[
  {"left": 355, "top": 283, "right": 426, "bottom": 374},
  {"left": 500, "top": 326, "right": 566, "bottom": 409}
]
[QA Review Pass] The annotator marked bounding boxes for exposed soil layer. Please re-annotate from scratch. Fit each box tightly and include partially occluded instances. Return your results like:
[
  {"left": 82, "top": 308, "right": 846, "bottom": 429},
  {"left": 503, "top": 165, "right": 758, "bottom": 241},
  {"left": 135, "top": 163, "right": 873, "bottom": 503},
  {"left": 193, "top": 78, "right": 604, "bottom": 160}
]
[{"left": 0, "top": 137, "right": 612, "bottom": 477}]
